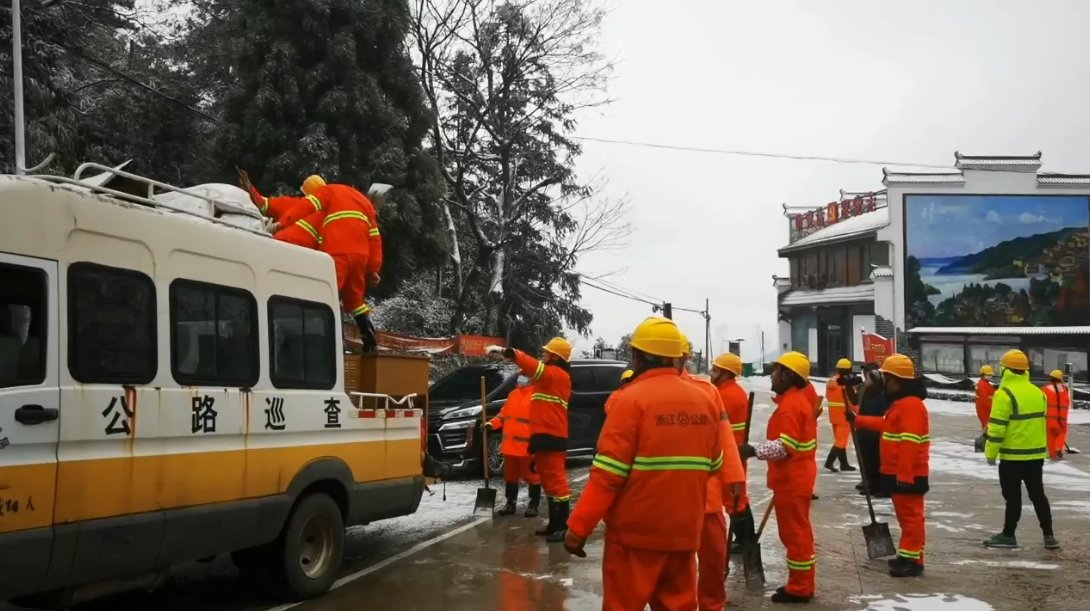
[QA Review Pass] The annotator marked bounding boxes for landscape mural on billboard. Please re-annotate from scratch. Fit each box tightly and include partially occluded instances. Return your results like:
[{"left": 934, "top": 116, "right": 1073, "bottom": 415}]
[{"left": 904, "top": 195, "right": 1090, "bottom": 328}]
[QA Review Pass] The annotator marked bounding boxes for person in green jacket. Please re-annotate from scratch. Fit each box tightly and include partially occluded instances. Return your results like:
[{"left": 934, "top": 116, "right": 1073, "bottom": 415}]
[{"left": 983, "top": 349, "right": 1059, "bottom": 550}]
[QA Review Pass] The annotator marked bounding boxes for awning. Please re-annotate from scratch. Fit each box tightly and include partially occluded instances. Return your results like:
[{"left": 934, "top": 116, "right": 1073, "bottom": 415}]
[{"left": 780, "top": 284, "right": 875, "bottom": 307}]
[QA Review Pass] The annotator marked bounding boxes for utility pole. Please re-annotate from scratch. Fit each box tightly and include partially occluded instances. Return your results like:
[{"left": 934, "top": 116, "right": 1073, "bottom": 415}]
[
  {"left": 760, "top": 328, "right": 766, "bottom": 371},
  {"left": 704, "top": 298, "right": 711, "bottom": 372},
  {"left": 13, "top": 0, "right": 26, "bottom": 175}
]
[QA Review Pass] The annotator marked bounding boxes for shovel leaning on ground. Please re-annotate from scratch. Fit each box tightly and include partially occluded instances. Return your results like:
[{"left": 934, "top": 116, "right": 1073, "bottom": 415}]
[
  {"left": 473, "top": 376, "right": 497, "bottom": 516},
  {"left": 742, "top": 500, "right": 775, "bottom": 588},
  {"left": 725, "top": 392, "right": 756, "bottom": 574},
  {"left": 849, "top": 422, "right": 896, "bottom": 559}
]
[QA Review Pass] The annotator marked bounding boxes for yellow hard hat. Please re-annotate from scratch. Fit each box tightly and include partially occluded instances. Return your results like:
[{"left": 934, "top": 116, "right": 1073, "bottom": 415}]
[
  {"left": 980, "top": 365, "right": 994, "bottom": 376},
  {"left": 620, "top": 369, "right": 634, "bottom": 382},
  {"left": 680, "top": 334, "right": 693, "bottom": 357},
  {"left": 879, "top": 353, "right": 916, "bottom": 380},
  {"left": 301, "top": 175, "right": 326, "bottom": 195},
  {"left": 1000, "top": 349, "right": 1029, "bottom": 371},
  {"left": 713, "top": 353, "right": 743, "bottom": 376},
  {"left": 1049, "top": 369, "right": 1065, "bottom": 381},
  {"left": 542, "top": 337, "right": 573, "bottom": 362},
  {"left": 836, "top": 358, "right": 852, "bottom": 370},
  {"left": 629, "top": 316, "right": 683, "bottom": 358},
  {"left": 775, "top": 351, "right": 810, "bottom": 380}
]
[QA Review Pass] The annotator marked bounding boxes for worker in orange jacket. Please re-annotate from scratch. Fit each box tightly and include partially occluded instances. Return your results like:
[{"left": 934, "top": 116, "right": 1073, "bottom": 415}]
[
  {"left": 564, "top": 317, "right": 734, "bottom": 611},
  {"left": 824, "top": 358, "right": 859, "bottom": 473},
  {"left": 711, "top": 352, "right": 755, "bottom": 553},
  {"left": 677, "top": 338, "right": 745, "bottom": 611},
  {"left": 1042, "top": 370, "right": 1071, "bottom": 459},
  {"left": 847, "top": 354, "right": 930, "bottom": 578},
  {"left": 976, "top": 365, "right": 996, "bottom": 431},
  {"left": 487, "top": 338, "right": 573, "bottom": 543},
  {"left": 485, "top": 375, "right": 542, "bottom": 517},
  {"left": 281, "top": 179, "right": 384, "bottom": 351},
  {"left": 239, "top": 171, "right": 328, "bottom": 248},
  {"left": 805, "top": 381, "right": 824, "bottom": 502},
  {"left": 739, "top": 351, "right": 817, "bottom": 603}
]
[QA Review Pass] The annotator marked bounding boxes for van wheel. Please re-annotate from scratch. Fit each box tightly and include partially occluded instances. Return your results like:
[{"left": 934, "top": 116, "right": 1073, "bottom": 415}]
[{"left": 269, "top": 493, "right": 345, "bottom": 600}]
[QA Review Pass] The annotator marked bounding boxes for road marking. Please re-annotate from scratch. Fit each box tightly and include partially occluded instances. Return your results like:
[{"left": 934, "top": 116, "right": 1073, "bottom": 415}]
[{"left": 264, "top": 515, "right": 491, "bottom": 611}]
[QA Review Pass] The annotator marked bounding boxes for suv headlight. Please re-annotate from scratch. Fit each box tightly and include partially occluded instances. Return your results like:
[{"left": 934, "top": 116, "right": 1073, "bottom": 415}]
[{"left": 441, "top": 405, "right": 482, "bottom": 421}]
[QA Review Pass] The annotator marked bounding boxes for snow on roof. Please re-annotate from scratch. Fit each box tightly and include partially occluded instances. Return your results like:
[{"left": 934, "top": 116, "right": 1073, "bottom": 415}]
[
  {"left": 779, "top": 284, "right": 875, "bottom": 307},
  {"left": 779, "top": 206, "right": 889, "bottom": 254},
  {"left": 882, "top": 170, "right": 966, "bottom": 186},
  {"left": 870, "top": 266, "right": 894, "bottom": 279},
  {"left": 1037, "top": 173, "right": 1090, "bottom": 185},
  {"left": 907, "top": 326, "right": 1090, "bottom": 336},
  {"left": 954, "top": 151, "right": 1043, "bottom": 172}
]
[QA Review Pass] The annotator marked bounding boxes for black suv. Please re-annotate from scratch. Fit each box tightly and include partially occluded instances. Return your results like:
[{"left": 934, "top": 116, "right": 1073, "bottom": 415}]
[{"left": 426, "top": 359, "right": 628, "bottom": 475}]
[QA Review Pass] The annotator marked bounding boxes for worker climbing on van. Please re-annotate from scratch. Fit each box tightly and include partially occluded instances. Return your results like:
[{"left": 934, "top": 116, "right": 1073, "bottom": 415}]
[
  {"left": 824, "top": 358, "right": 858, "bottom": 473},
  {"left": 711, "top": 352, "right": 755, "bottom": 554},
  {"left": 846, "top": 354, "right": 931, "bottom": 578},
  {"left": 739, "top": 351, "right": 818, "bottom": 604},
  {"left": 1042, "top": 370, "right": 1070, "bottom": 460},
  {"left": 485, "top": 375, "right": 541, "bottom": 517},
  {"left": 238, "top": 170, "right": 327, "bottom": 248},
  {"left": 564, "top": 317, "right": 731, "bottom": 611},
  {"left": 486, "top": 338, "right": 573, "bottom": 543}
]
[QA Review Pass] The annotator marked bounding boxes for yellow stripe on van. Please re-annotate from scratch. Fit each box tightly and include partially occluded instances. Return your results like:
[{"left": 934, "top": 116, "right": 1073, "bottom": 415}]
[
  {"left": 0, "top": 463, "right": 57, "bottom": 533},
  {"left": 52, "top": 439, "right": 419, "bottom": 523}
]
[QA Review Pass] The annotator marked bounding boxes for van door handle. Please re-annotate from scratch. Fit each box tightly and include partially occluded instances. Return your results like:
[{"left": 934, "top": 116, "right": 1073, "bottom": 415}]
[{"left": 14, "top": 405, "right": 59, "bottom": 425}]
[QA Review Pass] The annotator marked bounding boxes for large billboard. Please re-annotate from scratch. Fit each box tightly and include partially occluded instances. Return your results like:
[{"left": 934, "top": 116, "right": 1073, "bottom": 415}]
[{"left": 904, "top": 195, "right": 1090, "bottom": 328}]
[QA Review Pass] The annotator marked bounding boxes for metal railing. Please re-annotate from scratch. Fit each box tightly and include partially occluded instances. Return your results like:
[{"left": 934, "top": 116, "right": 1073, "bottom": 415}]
[{"left": 349, "top": 392, "right": 419, "bottom": 411}]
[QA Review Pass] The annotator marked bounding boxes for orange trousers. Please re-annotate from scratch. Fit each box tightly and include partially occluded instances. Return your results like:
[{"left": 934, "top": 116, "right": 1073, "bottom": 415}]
[
  {"left": 332, "top": 253, "right": 370, "bottom": 316},
  {"left": 832, "top": 423, "right": 850, "bottom": 449},
  {"left": 697, "top": 512, "right": 728, "bottom": 611},
  {"left": 533, "top": 451, "right": 570, "bottom": 501},
  {"left": 503, "top": 455, "right": 540, "bottom": 485},
  {"left": 1048, "top": 427, "right": 1069, "bottom": 457},
  {"left": 774, "top": 493, "right": 815, "bottom": 598},
  {"left": 891, "top": 493, "right": 925, "bottom": 565},
  {"left": 603, "top": 538, "right": 697, "bottom": 611}
]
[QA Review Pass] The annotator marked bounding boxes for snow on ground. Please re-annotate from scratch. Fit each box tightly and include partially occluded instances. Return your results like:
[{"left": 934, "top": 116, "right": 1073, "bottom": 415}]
[
  {"left": 929, "top": 440, "right": 1090, "bottom": 492},
  {"left": 950, "top": 559, "right": 1060, "bottom": 570},
  {"left": 928, "top": 397, "right": 1090, "bottom": 425},
  {"left": 851, "top": 594, "right": 995, "bottom": 611},
  {"left": 353, "top": 480, "right": 485, "bottom": 541}
]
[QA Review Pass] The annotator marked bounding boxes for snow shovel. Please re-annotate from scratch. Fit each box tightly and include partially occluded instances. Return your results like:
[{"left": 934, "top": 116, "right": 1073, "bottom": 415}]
[
  {"left": 473, "top": 376, "right": 496, "bottom": 517},
  {"left": 850, "top": 423, "right": 895, "bottom": 559},
  {"left": 743, "top": 500, "right": 774, "bottom": 588},
  {"left": 727, "top": 392, "right": 757, "bottom": 565}
]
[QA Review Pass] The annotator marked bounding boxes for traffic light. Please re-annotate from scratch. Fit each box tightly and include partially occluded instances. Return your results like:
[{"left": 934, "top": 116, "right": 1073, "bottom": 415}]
[{"left": 663, "top": 302, "right": 672, "bottom": 319}]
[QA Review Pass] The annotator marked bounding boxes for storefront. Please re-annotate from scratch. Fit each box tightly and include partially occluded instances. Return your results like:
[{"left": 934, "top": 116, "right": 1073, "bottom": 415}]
[{"left": 876, "top": 152, "right": 1090, "bottom": 381}]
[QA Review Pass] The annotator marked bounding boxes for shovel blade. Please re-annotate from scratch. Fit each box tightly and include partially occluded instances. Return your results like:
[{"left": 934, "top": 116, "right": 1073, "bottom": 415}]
[
  {"left": 473, "top": 488, "right": 496, "bottom": 517},
  {"left": 742, "top": 542, "right": 765, "bottom": 588},
  {"left": 862, "top": 521, "right": 897, "bottom": 559}
]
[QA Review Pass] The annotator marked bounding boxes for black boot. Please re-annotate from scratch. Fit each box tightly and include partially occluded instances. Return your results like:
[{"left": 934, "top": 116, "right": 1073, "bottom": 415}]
[
  {"left": 771, "top": 586, "right": 811, "bottom": 604},
  {"left": 888, "top": 556, "right": 924, "bottom": 577},
  {"left": 525, "top": 484, "right": 541, "bottom": 518},
  {"left": 545, "top": 500, "right": 569, "bottom": 543},
  {"left": 353, "top": 313, "right": 379, "bottom": 352},
  {"left": 837, "top": 448, "right": 857, "bottom": 472},
  {"left": 498, "top": 483, "right": 518, "bottom": 516},
  {"left": 535, "top": 499, "right": 555, "bottom": 536},
  {"left": 824, "top": 448, "right": 839, "bottom": 472}
]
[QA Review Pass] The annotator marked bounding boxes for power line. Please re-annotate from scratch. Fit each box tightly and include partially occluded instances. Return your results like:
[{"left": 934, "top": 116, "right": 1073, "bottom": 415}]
[{"left": 582, "top": 279, "right": 659, "bottom": 307}]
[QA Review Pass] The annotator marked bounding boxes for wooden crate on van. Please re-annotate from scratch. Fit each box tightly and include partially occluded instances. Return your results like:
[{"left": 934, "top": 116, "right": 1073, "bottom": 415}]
[{"left": 344, "top": 353, "right": 430, "bottom": 411}]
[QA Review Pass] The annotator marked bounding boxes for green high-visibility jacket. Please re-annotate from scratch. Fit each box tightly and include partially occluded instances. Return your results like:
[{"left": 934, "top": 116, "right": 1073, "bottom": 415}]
[{"left": 984, "top": 369, "right": 1049, "bottom": 461}]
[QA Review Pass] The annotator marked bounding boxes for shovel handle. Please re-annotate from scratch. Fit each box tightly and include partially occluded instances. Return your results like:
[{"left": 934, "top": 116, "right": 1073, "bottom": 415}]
[
  {"left": 481, "top": 376, "right": 490, "bottom": 484},
  {"left": 849, "top": 423, "right": 881, "bottom": 524},
  {"left": 743, "top": 392, "right": 755, "bottom": 444},
  {"left": 754, "top": 500, "right": 775, "bottom": 542}
]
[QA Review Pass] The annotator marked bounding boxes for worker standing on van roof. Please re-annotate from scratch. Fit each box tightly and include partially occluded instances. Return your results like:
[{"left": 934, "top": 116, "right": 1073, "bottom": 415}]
[
  {"left": 487, "top": 338, "right": 573, "bottom": 543},
  {"left": 239, "top": 170, "right": 328, "bottom": 248},
  {"left": 485, "top": 375, "right": 542, "bottom": 518},
  {"left": 677, "top": 337, "right": 746, "bottom": 611},
  {"left": 564, "top": 317, "right": 726, "bottom": 610},
  {"left": 711, "top": 352, "right": 755, "bottom": 554}
]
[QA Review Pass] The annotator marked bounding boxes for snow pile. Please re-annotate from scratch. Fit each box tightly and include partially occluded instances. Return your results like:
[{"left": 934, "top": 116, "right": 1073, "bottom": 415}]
[
  {"left": 154, "top": 183, "right": 268, "bottom": 233},
  {"left": 851, "top": 594, "right": 994, "bottom": 610}
]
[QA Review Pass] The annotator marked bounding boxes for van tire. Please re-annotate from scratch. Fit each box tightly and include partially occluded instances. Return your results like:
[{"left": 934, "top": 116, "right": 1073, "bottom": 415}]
[{"left": 269, "top": 493, "right": 345, "bottom": 600}]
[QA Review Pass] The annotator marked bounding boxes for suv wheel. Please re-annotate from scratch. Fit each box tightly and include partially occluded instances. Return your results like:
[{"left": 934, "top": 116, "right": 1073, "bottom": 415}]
[
  {"left": 268, "top": 493, "right": 345, "bottom": 600},
  {"left": 487, "top": 435, "right": 504, "bottom": 475}
]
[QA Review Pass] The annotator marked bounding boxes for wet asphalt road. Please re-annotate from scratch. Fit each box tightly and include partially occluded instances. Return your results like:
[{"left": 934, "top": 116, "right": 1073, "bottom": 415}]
[{"left": 8, "top": 384, "right": 1090, "bottom": 610}]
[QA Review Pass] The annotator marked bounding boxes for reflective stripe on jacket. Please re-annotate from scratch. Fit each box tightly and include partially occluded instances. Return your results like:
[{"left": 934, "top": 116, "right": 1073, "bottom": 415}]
[
  {"left": 567, "top": 368, "right": 724, "bottom": 551},
  {"left": 766, "top": 386, "right": 818, "bottom": 495},
  {"left": 856, "top": 395, "right": 930, "bottom": 491},
  {"left": 513, "top": 350, "right": 571, "bottom": 448},
  {"left": 489, "top": 385, "right": 534, "bottom": 457},
  {"left": 825, "top": 377, "right": 852, "bottom": 425},
  {"left": 682, "top": 372, "right": 745, "bottom": 513},
  {"left": 985, "top": 369, "right": 1049, "bottom": 461},
  {"left": 291, "top": 184, "right": 373, "bottom": 257}
]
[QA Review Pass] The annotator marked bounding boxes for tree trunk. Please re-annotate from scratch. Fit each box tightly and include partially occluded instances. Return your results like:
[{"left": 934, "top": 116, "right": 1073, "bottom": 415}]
[
  {"left": 448, "top": 248, "right": 488, "bottom": 335},
  {"left": 484, "top": 246, "right": 506, "bottom": 336},
  {"left": 441, "top": 201, "right": 462, "bottom": 296}
]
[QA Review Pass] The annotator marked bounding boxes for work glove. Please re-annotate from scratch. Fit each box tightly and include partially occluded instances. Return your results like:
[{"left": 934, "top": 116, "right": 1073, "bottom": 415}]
[
  {"left": 738, "top": 443, "right": 756, "bottom": 460},
  {"left": 564, "top": 530, "right": 588, "bottom": 558},
  {"left": 482, "top": 422, "right": 493, "bottom": 431},
  {"left": 987, "top": 457, "right": 997, "bottom": 466}
]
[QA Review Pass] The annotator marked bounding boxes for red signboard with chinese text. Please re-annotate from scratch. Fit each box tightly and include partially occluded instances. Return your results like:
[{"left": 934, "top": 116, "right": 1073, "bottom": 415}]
[
  {"left": 861, "top": 330, "right": 895, "bottom": 366},
  {"left": 789, "top": 192, "right": 881, "bottom": 243}
]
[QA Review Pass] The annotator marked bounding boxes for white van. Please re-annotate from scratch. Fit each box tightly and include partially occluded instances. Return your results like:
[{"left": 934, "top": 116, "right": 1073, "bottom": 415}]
[{"left": 0, "top": 165, "right": 425, "bottom": 607}]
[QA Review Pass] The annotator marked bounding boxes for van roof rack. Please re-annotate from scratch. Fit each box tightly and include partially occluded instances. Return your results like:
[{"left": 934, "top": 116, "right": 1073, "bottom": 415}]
[{"left": 29, "top": 162, "right": 270, "bottom": 237}]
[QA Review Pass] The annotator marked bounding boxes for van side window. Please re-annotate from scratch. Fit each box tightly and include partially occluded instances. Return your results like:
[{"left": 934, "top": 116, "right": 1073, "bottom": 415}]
[
  {"left": 0, "top": 264, "right": 47, "bottom": 389},
  {"left": 170, "top": 279, "right": 259, "bottom": 387},
  {"left": 269, "top": 297, "right": 335, "bottom": 390},
  {"left": 68, "top": 263, "right": 157, "bottom": 384}
]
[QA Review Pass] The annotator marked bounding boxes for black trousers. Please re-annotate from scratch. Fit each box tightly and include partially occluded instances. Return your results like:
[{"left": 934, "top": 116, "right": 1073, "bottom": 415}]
[
  {"left": 857, "top": 431, "right": 881, "bottom": 488},
  {"left": 998, "top": 459, "right": 1053, "bottom": 537}
]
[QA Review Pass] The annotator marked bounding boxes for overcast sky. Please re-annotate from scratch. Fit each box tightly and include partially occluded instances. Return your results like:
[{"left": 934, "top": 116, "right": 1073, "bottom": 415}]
[{"left": 569, "top": 0, "right": 1090, "bottom": 360}]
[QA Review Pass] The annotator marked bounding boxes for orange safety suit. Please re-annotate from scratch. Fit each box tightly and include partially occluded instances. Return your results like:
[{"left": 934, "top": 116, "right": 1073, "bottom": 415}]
[
  {"left": 568, "top": 367, "right": 724, "bottom": 611},
  {"left": 512, "top": 350, "right": 571, "bottom": 502},
  {"left": 717, "top": 377, "right": 750, "bottom": 512},
  {"left": 289, "top": 184, "right": 383, "bottom": 317},
  {"left": 976, "top": 378, "right": 996, "bottom": 431},
  {"left": 489, "top": 386, "right": 540, "bottom": 485},
  {"left": 1042, "top": 381, "right": 1070, "bottom": 458},
  {"left": 765, "top": 386, "right": 818, "bottom": 599},
  {"left": 683, "top": 373, "right": 745, "bottom": 611},
  {"left": 856, "top": 395, "right": 930, "bottom": 566},
  {"left": 825, "top": 376, "right": 854, "bottom": 449}
]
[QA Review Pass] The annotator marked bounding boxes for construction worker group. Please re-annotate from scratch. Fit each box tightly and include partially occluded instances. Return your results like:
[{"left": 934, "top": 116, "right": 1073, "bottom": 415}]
[
  {"left": 238, "top": 170, "right": 383, "bottom": 351},
  {"left": 486, "top": 315, "right": 1071, "bottom": 609}
]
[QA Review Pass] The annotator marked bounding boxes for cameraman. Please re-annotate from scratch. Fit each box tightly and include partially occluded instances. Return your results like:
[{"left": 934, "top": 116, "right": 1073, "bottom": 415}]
[
  {"left": 824, "top": 358, "right": 862, "bottom": 472},
  {"left": 855, "top": 364, "right": 890, "bottom": 497}
]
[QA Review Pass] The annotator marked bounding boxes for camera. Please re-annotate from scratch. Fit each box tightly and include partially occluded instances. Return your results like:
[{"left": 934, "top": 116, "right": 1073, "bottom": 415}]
[{"left": 837, "top": 373, "right": 863, "bottom": 386}]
